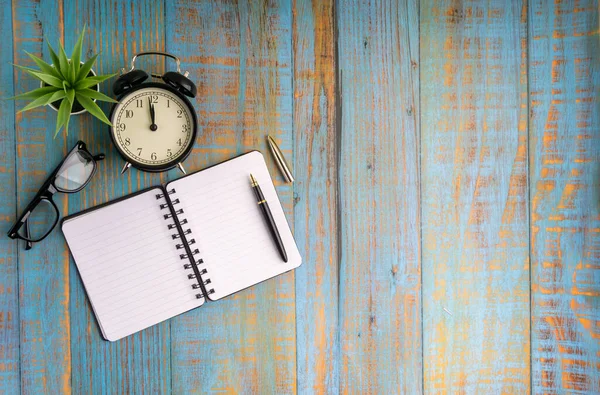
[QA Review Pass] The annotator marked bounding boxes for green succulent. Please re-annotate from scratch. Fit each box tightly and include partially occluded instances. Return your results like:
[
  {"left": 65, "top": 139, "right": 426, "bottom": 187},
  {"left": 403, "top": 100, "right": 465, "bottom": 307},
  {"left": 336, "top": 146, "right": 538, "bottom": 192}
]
[{"left": 11, "top": 26, "right": 118, "bottom": 137}]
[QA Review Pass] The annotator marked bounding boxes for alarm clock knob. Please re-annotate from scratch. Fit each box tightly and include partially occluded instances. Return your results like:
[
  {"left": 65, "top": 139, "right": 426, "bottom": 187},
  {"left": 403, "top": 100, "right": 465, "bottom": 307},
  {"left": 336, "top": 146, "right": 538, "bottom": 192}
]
[
  {"left": 162, "top": 71, "right": 197, "bottom": 98},
  {"left": 113, "top": 70, "right": 149, "bottom": 96},
  {"left": 120, "top": 162, "right": 132, "bottom": 174}
]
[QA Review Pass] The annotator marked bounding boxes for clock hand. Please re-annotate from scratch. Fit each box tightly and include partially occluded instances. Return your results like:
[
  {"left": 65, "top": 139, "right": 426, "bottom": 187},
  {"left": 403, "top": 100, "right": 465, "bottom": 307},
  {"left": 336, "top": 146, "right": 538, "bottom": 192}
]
[{"left": 148, "top": 97, "right": 157, "bottom": 131}]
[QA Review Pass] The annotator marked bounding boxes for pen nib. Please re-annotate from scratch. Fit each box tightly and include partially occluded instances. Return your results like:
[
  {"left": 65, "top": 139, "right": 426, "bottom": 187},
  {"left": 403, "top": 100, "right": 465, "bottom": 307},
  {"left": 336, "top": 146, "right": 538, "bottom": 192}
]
[{"left": 250, "top": 174, "right": 257, "bottom": 186}]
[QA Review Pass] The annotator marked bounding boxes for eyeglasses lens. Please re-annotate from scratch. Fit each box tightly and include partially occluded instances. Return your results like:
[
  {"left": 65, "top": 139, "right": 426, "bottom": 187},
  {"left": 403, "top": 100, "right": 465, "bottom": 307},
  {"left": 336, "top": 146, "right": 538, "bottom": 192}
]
[
  {"left": 17, "top": 199, "right": 58, "bottom": 241},
  {"left": 55, "top": 149, "right": 95, "bottom": 191}
]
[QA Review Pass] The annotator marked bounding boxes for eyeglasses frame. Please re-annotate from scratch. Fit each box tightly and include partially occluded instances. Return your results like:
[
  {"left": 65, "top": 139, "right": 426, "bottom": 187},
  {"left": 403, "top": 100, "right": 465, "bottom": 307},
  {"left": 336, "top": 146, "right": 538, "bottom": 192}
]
[{"left": 7, "top": 141, "right": 105, "bottom": 250}]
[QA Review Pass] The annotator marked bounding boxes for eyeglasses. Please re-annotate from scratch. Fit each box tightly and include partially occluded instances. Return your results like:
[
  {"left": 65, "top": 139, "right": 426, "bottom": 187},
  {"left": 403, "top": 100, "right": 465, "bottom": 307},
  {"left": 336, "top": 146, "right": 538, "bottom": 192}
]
[{"left": 7, "top": 141, "right": 104, "bottom": 250}]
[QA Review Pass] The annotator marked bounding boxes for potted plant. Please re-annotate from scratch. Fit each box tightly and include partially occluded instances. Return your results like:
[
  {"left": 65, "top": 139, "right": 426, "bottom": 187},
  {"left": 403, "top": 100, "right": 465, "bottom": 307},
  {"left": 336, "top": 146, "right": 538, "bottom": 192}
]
[{"left": 11, "top": 26, "right": 117, "bottom": 137}]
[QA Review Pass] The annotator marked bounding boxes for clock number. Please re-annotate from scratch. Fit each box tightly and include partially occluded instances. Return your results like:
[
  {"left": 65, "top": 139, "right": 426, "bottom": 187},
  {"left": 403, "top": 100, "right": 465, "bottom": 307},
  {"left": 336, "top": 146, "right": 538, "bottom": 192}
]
[
  {"left": 177, "top": 109, "right": 183, "bottom": 118},
  {"left": 182, "top": 124, "right": 189, "bottom": 133},
  {"left": 151, "top": 152, "right": 157, "bottom": 160},
  {"left": 118, "top": 123, "right": 126, "bottom": 131},
  {"left": 177, "top": 138, "right": 182, "bottom": 147},
  {"left": 136, "top": 99, "right": 143, "bottom": 108},
  {"left": 125, "top": 110, "right": 133, "bottom": 118},
  {"left": 167, "top": 100, "right": 170, "bottom": 108},
  {"left": 150, "top": 95, "right": 158, "bottom": 104},
  {"left": 124, "top": 137, "right": 131, "bottom": 146},
  {"left": 137, "top": 148, "right": 143, "bottom": 156},
  {"left": 167, "top": 149, "right": 172, "bottom": 158}
]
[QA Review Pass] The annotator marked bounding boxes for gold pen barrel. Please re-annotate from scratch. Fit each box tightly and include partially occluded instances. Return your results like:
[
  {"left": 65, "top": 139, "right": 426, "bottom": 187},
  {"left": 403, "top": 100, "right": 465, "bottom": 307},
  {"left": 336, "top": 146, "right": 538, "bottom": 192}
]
[
  {"left": 267, "top": 136, "right": 294, "bottom": 183},
  {"left": 249, "top": 174, "right": 264, "bottom": 202},
  {"left": 250, "top": 173, "right": 259, "bottom": 187}
]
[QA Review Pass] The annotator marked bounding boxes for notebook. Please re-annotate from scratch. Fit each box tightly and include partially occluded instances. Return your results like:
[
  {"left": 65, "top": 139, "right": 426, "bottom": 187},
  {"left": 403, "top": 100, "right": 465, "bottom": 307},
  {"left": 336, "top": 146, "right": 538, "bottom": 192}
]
[{"left": 61, "top": 151, "right": 302, "bottom": 341}]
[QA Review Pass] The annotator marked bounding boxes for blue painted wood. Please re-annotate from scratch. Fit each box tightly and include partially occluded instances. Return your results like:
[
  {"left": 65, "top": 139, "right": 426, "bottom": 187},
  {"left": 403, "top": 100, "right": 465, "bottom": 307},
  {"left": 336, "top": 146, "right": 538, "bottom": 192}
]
[
  {"left": 0, "top": 0, "right": 18, "bottom": 393},
  {"left": 2, "top": 1, "right": 600, "bottom": 393},
  {"left": 529, "top": 0, "right": 600, "bottom": 393},
  {"left": 293, "top": 0, "right": 339, "bottom": 393},
  {"left": 421, "top": 0, "right": 530, "bottom": 392},
  {"left": 11, "top": 1, "right": 73, "bottom": 393},
  {"left": 337, "top": 0, "right": 422, "bottom": 393},
  {"left": 166, "top": 0, "right": 297, "bottom": 393},
  {"left": 61, "top": 1, "right": 171, "bottom": 393}
]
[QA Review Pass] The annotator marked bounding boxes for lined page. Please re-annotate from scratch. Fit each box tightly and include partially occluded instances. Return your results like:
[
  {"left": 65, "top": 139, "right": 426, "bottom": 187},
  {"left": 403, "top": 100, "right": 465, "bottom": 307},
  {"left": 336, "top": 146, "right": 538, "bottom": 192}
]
[
  {"left": 62, "top": 188, "right": 204, "bottom": 341},
  {"left": 167, "top": 151, "right": 302, "bottom": 300}
]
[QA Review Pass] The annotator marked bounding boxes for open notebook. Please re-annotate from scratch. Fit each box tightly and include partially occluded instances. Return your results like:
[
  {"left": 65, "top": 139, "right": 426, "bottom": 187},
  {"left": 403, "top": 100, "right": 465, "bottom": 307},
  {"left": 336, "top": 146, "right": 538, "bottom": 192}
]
[{"left": 62, "top": 151, "right": 301, "bottom": 341}]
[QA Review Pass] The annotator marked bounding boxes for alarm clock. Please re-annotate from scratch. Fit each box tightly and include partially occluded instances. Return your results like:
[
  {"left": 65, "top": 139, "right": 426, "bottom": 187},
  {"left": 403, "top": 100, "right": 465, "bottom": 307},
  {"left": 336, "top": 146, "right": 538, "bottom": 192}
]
[{"left": 109, "top": 51, "right": 198, "bottom": 174}]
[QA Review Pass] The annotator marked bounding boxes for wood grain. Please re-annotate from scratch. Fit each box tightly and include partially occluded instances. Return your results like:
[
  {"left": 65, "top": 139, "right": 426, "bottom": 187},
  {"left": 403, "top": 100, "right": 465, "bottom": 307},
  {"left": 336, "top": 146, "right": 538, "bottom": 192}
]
[
  {"left": 337, "top": 0, "right": 422, "bottom": 393},
  {"left": 61, "top": 1, "right": 171, "bottom": 393},
  {"left": 11, "top": 1, "right": 71, "bottom": 393},
  {"left": 529, "top": 0, "right": 600, "bottom": 393},
  {"left": 166, "top": 1, "right": 297, "bottom": 393},
  {"left": 421, "top": 0, "right": 530, "bottom": 392},
  {"left": 3, "top": 1, "right": 600, "bottom": 393},
  {"left": 0, "top": 0, "right": 18, "bottom": 393},
  {"left": 293, "top": 0, "right": 339, "bottom": 393}
]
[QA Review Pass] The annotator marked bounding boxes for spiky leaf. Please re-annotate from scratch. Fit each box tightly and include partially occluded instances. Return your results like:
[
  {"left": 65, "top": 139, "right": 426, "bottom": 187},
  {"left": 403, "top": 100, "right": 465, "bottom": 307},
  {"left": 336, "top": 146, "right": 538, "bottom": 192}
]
[
  {"left": 70, "top": 60, "right": 78, "bottom": 85},
  {"left": 55, "top": 95, "right": 73, "bottom": 137},
  {"left": 47, "top": 89, "right": 67, "bottom": 104},
  {"left": 74, "top": 74, "right": 116, "bottom": 90},
  {"left": 8, "top": 86, "right": 59, "bottom": 101},
  {"left": 18, "top": 89, "right": 66, "bottom": 113},
  {"left": 76, "top": 88, "right": 119, "bottom": 103},
  {"left": 65, "top": 88, "right": 75, "bottom": 105},
  {"left": 71, "top": 25, "right": 86, "bottom": 76},
  {"left": 58, "top": 42, "right": 71, "bottom": 83},
  {"left": 12, "top": 63, "right": 45, "bottom": 75},
  {"left": 46, "top": 40, "right": 63, "bottom": 79},
  {"left": 76, "top": 93, "right": 112, "bottom": 126},
  {"left": 76, "top": 53, "right": 98, "bottom": 81},
  {"left": 25, "top": 52, "right": 62, "bottom": 79},
  {"left": 61, "top": 104, "right": 73, "bottom": 138},
  {"left": 62, "top": 109, "right": 71, "bottom": 138},
  {"left": 13, "top": 64, "right": 64, "bottom": 88}
]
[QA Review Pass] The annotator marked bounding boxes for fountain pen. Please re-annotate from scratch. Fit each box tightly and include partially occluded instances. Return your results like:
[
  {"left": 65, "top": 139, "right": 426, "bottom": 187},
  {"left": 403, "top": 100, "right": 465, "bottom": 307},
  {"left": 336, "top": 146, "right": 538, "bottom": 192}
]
[{"left": 250, "top": 174, "right": 288, "bottom": 262}]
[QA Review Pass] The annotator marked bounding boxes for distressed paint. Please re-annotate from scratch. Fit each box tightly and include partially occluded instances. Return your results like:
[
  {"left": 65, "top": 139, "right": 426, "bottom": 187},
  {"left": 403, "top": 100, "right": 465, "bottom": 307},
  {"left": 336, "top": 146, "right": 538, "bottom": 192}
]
[
  {"left": 338, "top": 0, "right": 422, "bottom": 393},
  {"left": 293, "top": 0, "right": 339, "bottom": 393},
  {"left": 60, "top": 1, "right": 171, "bottom": 394},
  {"left": 0, "top": 0, "right": 18, "bottom": 393},
  {"left": 2, "top": 1, "right": 600, "bottom": 393},
  {"left": 529, "top": 0, "right": 600, "bottom": 393},
  {"left": 166, "top": 1, "right": 297, "bottom": 393},
  {"left": 11, "top": 1, "right": 72, "bottom": 393},
  {"left": 421, "top": 0, "right": 530, "bottom": 393}
]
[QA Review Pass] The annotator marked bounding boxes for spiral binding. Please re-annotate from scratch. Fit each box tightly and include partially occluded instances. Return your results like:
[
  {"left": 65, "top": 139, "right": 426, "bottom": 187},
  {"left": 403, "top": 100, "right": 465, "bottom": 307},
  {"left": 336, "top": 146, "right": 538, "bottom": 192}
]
[{"left": 156, "top": 188, "right": 215, "bottom": 299}]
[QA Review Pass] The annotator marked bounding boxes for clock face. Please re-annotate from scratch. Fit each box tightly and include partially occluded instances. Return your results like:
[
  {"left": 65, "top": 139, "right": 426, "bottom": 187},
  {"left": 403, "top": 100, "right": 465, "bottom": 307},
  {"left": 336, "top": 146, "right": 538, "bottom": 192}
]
[{"left": 110, "top": 85, "right": 196, "bottom": 169}]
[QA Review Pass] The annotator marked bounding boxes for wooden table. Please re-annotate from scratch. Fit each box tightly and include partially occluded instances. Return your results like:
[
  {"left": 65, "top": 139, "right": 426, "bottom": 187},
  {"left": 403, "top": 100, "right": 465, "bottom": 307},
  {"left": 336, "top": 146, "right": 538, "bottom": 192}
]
[{"left": 1, "top": 0, "right": 598, "bottom": 394}]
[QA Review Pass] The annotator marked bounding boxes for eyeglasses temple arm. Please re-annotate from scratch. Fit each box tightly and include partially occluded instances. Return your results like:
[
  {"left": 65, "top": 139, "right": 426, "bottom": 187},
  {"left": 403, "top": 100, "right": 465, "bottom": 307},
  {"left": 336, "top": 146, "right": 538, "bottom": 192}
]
[
  {"left": 23, "top": 219, "right": 33, "bottom": 250},
  {"left": 93, "top": 153, "right": 106, "bottom": 161}
]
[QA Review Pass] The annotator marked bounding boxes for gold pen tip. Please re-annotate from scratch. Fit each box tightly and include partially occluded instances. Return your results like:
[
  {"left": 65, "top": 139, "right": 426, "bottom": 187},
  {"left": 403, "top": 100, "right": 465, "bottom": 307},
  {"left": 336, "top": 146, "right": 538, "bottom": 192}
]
[{"left": 250, "top": 174, "right": 257, "bottom": 184}]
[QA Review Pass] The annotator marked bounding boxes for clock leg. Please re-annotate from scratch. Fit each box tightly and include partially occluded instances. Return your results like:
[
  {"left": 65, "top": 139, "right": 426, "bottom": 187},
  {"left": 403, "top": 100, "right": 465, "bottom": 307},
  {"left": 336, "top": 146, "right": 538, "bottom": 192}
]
[
  {"left": 177, "top": 163, "right": 186, "bottom": 174},
  {"left": 120, "top": 162, "right": 132, "bottom": 174}
]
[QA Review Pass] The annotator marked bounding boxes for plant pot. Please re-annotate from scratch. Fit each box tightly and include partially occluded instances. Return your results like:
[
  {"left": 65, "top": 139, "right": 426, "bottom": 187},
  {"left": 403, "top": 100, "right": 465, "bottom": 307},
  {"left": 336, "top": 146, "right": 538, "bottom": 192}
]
[{"left": 43, "top": 61, "right": 99, "bottom": 115}]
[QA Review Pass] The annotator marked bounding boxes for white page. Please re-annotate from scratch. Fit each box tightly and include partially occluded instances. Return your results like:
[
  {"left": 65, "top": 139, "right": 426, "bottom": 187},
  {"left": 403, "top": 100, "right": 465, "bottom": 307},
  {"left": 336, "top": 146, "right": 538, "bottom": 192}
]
[
  {"left": 167, "top": 151, "right": 302, "bottom": 300},
  {"left": 62, "top": 188, "right": 204, "bottom": 341}
]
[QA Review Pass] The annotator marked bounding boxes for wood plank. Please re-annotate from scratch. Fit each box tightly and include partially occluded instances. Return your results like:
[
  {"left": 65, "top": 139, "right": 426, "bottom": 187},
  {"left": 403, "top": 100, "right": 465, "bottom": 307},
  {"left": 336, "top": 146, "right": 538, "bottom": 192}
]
[
  {"left": 292, "top": 0, "right": 339, "bottom": 393},
  {"left": 420, "top": 0, "right": 530, "bottom": 392},
  {"left": 166, "top": 1, "right": 296, "bottom": 392},
  {"left": 11, "top": 1, "right": 71, "bottom": 393},
  {"left": 529, "top": 0, "right": 600, "bottom": 393},
  {"left": 337, "top": 0, "right": 422, "bottom": 393},
  {"left": 0, "top": 0, "right": 19, "bottom": 393},
  {"left": 61, "top": 1, "right": 171, "bottom": 393}
]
